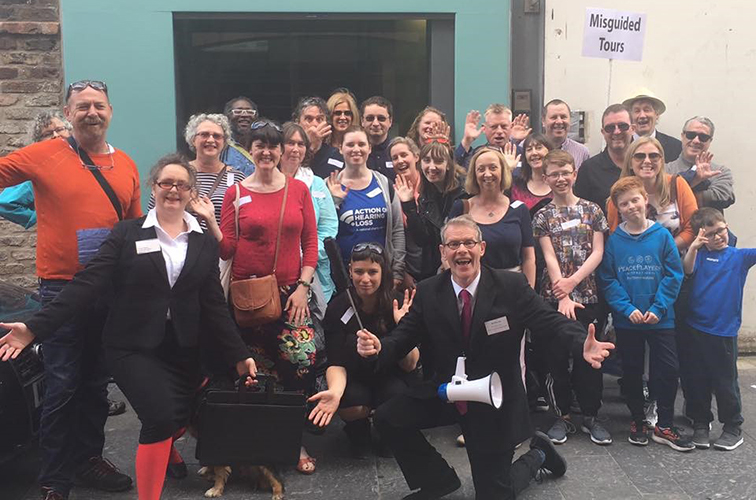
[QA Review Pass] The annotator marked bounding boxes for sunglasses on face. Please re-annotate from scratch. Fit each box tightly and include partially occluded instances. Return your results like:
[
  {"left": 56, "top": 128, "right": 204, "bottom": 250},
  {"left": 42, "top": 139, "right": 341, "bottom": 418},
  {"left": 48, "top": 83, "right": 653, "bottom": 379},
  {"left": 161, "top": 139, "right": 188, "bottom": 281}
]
[
  {"left": 333, "top": 110, "right": 353, "bottom": 117},
  {"left": 197, "top": 131, "right": 223, "bottom": 141},
  {"left": 364, "top": 115, "right": 388, "bottom": 123},
  {"left": 250, "top": 120, "right": 283, "bottom": 132},
  {"left": 603, "top": 122, "right": 631, "bottom": 133},
  {"left": 683, "top": 131, "right": 712, "bottom": 143},
  {"left": 352, "top": 242, "right": 384, "bottom": 255},
  {"left": 66, "top": 80, "right": 108, "bottom": 100},
  {"left": 230, "top": 108, "right": 257, "bottom": 117},
  {"left": 443, "top": 240, "right": 479, "bottom": 250},
  {"left": 155, "top": 181, "right": 192, "bottom": 192},
  {"left": 632, "top": 152, "right": 662, "bottom": 162}
]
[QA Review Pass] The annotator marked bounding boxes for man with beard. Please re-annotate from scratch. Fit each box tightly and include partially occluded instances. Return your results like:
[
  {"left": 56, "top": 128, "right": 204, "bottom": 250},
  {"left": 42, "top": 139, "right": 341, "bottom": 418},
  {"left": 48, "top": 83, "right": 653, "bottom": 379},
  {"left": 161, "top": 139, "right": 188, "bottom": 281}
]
[
  {"left": 541, "top": 99, "right": 590, "bottom": 169},
  {"left": 0, "top": 80, "right": 140, "bottom": 500},
  {"left": 360, "top": 95, "right": 396, "bottom": 181},
  {"left": 220, "top": 96, "right": 257, "bottom": 176},
  {"left": 574, "top": 104, "right": 635, "bottom": 215},
  {"left": 666, "top": 116, "right": 734, "bottom": 212},
  {"left": 293, "top": 96, "right": 345, "bottom": 179},
  {"left": 455, "top": 103, "right": 530, "bottom": 168},
  {"left": 623, "top": 93, "right": 682, "bottom": 162}
]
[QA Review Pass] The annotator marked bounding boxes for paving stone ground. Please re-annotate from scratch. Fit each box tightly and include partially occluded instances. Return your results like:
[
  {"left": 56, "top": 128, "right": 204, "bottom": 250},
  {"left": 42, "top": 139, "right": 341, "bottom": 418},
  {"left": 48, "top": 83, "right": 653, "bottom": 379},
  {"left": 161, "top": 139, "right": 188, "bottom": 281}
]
[{"left": 5, "top": 358, "right": 756, "bottom": 500}]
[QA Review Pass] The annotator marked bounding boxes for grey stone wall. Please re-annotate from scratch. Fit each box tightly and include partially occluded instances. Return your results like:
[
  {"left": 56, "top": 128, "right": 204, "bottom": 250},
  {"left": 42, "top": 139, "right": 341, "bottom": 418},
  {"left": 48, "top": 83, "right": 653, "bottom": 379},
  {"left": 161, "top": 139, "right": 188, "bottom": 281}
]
[{"left": 0, "top": 0, "right": 63, "bottom": 290}]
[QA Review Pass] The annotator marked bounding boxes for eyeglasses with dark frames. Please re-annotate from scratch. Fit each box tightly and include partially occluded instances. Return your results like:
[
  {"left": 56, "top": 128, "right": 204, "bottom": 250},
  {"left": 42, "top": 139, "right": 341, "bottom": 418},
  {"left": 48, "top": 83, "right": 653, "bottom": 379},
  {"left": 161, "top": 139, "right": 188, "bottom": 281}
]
[
  {"left": 155, "top": 181, "right": 192, "bottom": 192},
  {"left": 443, "top": 240, "right": 480, "bottom": 250},
  {"left": 703, "top": 225, "right": 728, "bottom": 240},
  {"left": 683, "top": 131, "right": 712, "bottom": 143}
]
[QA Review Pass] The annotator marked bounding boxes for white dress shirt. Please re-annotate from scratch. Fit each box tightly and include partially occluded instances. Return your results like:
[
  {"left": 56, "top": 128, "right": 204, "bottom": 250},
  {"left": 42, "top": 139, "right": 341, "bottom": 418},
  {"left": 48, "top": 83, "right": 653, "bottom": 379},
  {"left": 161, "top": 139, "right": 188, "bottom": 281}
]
[{"left": 451, "top": 270, "right": 481, "bottom": 315}]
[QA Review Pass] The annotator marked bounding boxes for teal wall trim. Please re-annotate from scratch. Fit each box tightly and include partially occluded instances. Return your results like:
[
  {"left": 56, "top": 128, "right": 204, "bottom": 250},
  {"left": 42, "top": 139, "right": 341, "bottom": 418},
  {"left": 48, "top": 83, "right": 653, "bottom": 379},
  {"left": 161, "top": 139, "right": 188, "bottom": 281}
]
[{"left": 61, "top": 1, "right": 511, "bottom": 206}]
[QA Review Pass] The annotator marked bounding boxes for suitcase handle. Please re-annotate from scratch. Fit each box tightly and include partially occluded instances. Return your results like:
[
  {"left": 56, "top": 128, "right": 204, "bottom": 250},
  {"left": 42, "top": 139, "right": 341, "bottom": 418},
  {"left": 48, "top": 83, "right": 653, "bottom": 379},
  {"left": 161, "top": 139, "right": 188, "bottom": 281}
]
[{"left": 237, "top": 373, "right": 275, "bottom": 399}]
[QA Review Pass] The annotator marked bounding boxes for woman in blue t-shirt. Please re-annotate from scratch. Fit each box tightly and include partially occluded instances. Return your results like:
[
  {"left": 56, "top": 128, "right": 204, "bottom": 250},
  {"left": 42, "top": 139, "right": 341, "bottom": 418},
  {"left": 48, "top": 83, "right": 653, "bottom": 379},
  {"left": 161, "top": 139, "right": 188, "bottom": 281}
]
[
  {"left": 326, "top": 126, "right": 406, "bottom": 288},
  {"left": 449, "top": 146, "right": 536, "bottom": 286}
]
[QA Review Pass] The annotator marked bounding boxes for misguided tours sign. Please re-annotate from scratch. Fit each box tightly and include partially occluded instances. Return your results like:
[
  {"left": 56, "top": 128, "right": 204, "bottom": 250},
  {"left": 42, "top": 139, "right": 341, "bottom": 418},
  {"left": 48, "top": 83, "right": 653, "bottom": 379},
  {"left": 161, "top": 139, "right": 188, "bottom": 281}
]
[{"left": 582, "top": 7, "right": 647, "bottom": 61}]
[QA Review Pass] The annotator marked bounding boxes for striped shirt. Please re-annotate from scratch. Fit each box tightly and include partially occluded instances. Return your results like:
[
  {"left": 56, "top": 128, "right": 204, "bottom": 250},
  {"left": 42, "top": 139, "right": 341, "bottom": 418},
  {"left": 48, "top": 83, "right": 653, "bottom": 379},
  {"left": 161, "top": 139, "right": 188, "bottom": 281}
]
[
  {"left": 148, "top": 166, "right": 244, "bottom": 228},
  {"left": 560, "top": 137, "right": 591, "bottom": 169}
]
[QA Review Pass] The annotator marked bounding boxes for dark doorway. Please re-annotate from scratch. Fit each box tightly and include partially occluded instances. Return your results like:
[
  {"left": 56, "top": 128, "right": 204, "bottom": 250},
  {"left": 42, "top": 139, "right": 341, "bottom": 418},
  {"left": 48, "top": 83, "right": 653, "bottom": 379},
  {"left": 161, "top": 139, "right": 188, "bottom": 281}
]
[{"left": 173, "top": 13, "right": 454, "bottom": 151}]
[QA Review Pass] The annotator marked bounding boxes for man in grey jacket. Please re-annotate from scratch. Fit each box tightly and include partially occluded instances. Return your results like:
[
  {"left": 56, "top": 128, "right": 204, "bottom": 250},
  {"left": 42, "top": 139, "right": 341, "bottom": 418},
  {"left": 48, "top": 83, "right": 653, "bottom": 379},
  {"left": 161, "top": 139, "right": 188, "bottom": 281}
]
[{"left": 666, "top": 116, "right": 734, "bottom": 212}]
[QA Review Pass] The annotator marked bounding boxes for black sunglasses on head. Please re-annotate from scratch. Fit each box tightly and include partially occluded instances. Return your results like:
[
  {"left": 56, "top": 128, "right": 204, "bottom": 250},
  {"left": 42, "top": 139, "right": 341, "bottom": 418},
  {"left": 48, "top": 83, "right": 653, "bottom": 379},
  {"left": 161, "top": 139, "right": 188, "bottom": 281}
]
[
  {"left": 352, "top": 242, "right": 384, "bottom": 255},
  {"left": 683, "top": 131, "right": 712, "bottom": 143},
  {"left": 66, "top": 80, "right": 108, "bottom": 100}
]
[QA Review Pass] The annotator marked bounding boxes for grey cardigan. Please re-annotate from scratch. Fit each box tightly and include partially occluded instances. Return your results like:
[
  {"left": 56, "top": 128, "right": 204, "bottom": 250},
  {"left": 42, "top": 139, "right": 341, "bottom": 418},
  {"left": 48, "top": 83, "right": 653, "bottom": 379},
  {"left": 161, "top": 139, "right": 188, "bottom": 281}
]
[{"left": 331, "top": 170, "right": 406, "bottom": 281}]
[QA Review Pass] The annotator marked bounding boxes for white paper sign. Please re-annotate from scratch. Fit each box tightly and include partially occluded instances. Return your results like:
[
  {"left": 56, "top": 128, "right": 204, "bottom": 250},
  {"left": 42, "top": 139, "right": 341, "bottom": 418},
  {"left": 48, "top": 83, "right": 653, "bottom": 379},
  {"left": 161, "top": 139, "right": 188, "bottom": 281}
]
[{"left": 582, "top": 8, "right": 647, "bottom": 61}]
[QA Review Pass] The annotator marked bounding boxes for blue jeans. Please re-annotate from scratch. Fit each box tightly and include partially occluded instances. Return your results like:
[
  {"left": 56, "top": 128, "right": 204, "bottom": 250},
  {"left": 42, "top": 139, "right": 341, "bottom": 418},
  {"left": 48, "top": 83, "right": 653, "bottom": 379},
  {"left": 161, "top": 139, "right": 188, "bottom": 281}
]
[{"left": 38, "top": 279, "right": 110, "bottom": 495}]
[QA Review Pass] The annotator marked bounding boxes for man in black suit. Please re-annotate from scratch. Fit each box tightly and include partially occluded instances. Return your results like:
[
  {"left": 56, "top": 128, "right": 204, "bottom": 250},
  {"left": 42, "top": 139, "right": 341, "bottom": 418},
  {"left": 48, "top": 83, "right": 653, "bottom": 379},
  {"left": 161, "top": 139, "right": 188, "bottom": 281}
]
[
  {"left": 358, "top": 215, "right": 614, "bottom": 499},
  {"left": 623, "top": 93, "right": 682, "bottom": 162}
]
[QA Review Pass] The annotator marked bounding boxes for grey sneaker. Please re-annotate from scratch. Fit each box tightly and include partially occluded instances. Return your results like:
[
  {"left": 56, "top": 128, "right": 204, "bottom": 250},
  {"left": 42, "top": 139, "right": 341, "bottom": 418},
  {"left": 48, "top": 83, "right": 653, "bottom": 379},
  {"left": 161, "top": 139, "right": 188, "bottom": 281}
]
[
  {"left": 546, "top": 417, "right": 574, "bottom": 444},
  {"left": 692, "top": 425, "right": 710, "bottom": 449},
  {"left": 581, "top": 416, "right": 612, "bottom": 445},
  {"left": 713, "top": 429, "right": 743, "bottom": 451}
]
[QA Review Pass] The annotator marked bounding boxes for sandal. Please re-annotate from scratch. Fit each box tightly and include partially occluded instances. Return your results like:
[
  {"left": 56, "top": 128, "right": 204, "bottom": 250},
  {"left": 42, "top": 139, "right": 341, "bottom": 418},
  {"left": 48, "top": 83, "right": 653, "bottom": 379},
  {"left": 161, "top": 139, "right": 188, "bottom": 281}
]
[{"left": 296, "top": 456, "right": 317, "bottom": 475}]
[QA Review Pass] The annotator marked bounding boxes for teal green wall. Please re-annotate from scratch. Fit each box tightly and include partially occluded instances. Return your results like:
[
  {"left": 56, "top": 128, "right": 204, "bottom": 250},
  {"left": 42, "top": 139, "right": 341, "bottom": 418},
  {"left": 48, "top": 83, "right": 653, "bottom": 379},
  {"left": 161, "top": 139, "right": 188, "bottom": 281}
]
[{"left": 61, "top": 1, "right": 511, "bottom": 207}]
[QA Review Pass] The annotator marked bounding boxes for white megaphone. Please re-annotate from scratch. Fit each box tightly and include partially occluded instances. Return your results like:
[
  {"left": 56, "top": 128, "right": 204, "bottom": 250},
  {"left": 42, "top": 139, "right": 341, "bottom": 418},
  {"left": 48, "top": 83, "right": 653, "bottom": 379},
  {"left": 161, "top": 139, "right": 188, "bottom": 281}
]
[{"left": 437, "top": 357, "right": 503, "bottom": 409}]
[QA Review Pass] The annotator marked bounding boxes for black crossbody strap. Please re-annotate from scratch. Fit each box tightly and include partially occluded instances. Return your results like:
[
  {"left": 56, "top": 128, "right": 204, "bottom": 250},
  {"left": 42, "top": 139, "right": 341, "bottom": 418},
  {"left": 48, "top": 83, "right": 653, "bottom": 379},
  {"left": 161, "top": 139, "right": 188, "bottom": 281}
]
[{"left": 67, "top": 136, "right": 123, "bottom": 221}]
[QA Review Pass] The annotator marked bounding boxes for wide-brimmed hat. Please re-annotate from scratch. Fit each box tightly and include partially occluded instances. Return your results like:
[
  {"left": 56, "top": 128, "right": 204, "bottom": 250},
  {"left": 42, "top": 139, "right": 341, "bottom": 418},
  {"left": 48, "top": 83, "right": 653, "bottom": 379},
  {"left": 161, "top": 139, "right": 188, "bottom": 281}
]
[{"left": 623, "top": 91, "right": 666, "bottom": 115}]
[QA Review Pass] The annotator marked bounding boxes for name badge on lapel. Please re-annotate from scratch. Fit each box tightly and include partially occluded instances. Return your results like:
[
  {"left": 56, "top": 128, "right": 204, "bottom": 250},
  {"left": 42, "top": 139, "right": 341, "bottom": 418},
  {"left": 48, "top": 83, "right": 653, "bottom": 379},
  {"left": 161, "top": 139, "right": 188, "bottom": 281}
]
[
  {"left": 485, "top": 316, "right": 510, "bottom": 336},
  {"left": 135, "top": 238, "right": 161, "bottom": 255}
]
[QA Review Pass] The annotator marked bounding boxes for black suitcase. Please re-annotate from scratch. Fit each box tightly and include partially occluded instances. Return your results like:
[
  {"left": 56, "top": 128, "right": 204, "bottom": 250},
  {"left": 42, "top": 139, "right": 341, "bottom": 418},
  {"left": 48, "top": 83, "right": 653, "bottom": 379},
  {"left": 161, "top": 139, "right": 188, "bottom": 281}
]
[{"left": 195, "top": 374, "right": 306, "bottom": 465}]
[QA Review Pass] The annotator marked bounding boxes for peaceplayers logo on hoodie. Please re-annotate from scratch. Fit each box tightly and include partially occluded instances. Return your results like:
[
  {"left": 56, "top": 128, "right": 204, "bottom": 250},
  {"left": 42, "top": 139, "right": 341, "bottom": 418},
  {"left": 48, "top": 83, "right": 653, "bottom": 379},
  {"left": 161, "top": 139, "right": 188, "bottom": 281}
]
[{"left": 618, "top": 254, "right": 662, "bottom": 280}]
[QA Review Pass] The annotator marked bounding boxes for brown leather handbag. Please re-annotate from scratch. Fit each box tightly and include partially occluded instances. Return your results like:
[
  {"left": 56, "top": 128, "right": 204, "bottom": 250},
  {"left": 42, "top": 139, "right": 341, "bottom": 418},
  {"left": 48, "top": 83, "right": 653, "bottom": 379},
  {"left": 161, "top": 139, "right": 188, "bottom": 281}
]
[{"left": 229, "top": 179, "right": 289, "bottom": 327}]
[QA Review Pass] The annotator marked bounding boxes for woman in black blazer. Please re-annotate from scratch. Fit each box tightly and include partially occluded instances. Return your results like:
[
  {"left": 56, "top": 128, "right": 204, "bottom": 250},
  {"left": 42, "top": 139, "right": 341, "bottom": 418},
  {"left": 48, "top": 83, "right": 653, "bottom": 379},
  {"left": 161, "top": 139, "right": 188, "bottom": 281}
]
[{"left": 0, "top": 154, "right": 256, "bottom": 500}]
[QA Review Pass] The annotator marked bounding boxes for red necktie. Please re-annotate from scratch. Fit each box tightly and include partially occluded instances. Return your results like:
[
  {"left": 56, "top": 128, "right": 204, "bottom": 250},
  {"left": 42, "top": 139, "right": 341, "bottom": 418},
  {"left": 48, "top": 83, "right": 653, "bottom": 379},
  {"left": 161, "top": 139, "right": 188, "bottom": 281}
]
[{"left": 456, "top": 289, "right": 473, "bottom": 415}]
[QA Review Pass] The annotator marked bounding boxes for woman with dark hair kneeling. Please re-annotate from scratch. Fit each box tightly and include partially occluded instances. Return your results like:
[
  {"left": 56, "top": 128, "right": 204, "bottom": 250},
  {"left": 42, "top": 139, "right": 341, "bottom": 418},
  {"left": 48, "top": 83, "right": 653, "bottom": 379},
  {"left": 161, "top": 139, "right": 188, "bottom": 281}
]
[
  {"left": 308, "top": 242, "right": 419, "bottom": 457},
  {"left": 0, "top": 154, "right": 256, "bottom": 500}
]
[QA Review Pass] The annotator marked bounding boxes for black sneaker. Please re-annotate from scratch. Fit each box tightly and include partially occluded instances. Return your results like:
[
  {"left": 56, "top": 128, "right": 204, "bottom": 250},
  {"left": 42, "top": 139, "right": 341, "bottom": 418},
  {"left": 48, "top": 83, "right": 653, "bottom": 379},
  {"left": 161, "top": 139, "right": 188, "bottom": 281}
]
[
  {"left": 107, "top": 398, "right": 126, "bottom": 416},
  {"left": 628, "top": 420, "right": 649, "bottom": 446},
  {"left": 402, "top": 468, "right": 461, "bottom": 499},
  {"left": 692, "top": 425, "right": 710, "bottom": 449},
  {"left": 713, "top": 429, "right": 744, "bottom": 451},
  {"left": 74, "top": 456, "right": 133, "bottom": 492},
  {"left": 40, "top": 488, "right": 66, "bottom": 500},
  {"left": 530, "top": 431, "right": 567, "bottom": 478},
  {"left": 532, "top": 396, "right": 549, "bottom": 412},
  {"left": 652, "top": 426, "right": 695, "bottom": 452}
]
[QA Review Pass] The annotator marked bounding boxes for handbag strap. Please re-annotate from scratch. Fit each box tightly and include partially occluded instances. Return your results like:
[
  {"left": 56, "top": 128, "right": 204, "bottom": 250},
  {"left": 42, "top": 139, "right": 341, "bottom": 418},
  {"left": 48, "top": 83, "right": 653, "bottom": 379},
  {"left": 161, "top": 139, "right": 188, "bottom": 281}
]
[
  {"left": 234, "top": 178, "right": 289, "bottom": 274},
  {"left": 67, "top": 136, "right": 123, "bottom": 221},
  {"left": 272, "top": 178, "right": 289, "bottom": 274},
  {"left": 207, "top": 165, "right": 228, "bottom": 198}
]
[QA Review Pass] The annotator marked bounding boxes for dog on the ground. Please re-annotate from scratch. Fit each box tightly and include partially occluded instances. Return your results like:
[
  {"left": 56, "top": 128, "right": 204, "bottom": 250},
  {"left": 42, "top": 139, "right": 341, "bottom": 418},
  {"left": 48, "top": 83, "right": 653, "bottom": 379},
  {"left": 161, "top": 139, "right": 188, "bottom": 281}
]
[{"left": 197, "top": 464, "right": 284, "bottom": 499}]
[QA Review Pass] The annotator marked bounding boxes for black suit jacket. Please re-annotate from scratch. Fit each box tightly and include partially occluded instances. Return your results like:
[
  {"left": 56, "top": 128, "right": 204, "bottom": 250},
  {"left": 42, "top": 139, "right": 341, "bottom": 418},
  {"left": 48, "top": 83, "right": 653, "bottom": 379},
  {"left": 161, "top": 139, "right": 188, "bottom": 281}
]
[
  {"left": 654, "top": 131, "right": 682, "bottom": 163},
  {"left": 378, "top": 266, "right": 586, "bottom": 451},
  {"left": 27, "top": 216, "right": 249, "bottom": 366}
]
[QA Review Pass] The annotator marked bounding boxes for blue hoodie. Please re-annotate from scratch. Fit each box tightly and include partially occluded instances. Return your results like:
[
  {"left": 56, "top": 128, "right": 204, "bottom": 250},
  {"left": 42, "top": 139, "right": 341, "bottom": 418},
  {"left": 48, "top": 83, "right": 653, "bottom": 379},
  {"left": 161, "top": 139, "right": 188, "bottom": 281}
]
[{"left": 598, "top": 221, "right": 683, "bottom": 330}]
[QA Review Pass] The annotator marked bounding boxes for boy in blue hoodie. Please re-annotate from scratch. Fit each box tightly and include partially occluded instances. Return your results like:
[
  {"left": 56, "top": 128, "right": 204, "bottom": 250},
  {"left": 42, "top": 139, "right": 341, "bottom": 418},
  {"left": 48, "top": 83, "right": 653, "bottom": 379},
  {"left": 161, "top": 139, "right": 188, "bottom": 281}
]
[
  {"left": 598, "top": 177, "right": 693, "bottom": 451},
  {"left": 682, "top": 208, "right": 756, "bottom": 451}
]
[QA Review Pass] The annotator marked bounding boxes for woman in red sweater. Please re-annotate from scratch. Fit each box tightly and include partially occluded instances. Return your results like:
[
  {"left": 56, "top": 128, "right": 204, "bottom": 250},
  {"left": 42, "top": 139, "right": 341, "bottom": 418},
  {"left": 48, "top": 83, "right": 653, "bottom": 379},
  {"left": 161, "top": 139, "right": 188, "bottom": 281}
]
[{"left": 212, "top": 120, "right": 320, "bottom": 473}]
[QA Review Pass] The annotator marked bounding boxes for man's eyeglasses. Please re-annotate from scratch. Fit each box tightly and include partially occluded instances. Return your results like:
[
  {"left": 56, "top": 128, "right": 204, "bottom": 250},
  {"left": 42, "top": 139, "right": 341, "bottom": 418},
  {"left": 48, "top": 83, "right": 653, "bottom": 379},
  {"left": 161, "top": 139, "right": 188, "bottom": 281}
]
[
  {"left": 230, "top": 108, "right": 258, "bottom": 117},
  {"left": 363, "top": 114, "right": 389, "bottom": 123},
  {"left": 603, "top": 122, "right": 631, "bottom": 134},
  {"left": 544, "top": 170, "right": 575, "bottom": 180},
  {"left": 196, "top": 131, "right": 224, "bottom": 141},
  {"left": 250, "top": 120, "right": 283, "bottom": 132},
  {"left": 73, "top": 143, "right": 114, "bottom": 171},
  {"left": 352, "top": 242, "right": 384, "bottom": 255},
  {"left": 632, "top": 152, "right": 662, "bottom": 162},
  {"left": 683, "top": 131, "right": 712, "bottom": 143},
  {"left": 443, "top": 240, "right": 479, "bottom": 250},
  {"left": 333, "top": 110, "right": 353, "bottom": 118},
  {"left": 703, "top": 225, "right": 728, "bottom": 239},
  {"left": 155, "top": 181, "right": 192, "bottom": 192},
  {"left": 66, "top": 80, "right": 108, "bottom": 100}
]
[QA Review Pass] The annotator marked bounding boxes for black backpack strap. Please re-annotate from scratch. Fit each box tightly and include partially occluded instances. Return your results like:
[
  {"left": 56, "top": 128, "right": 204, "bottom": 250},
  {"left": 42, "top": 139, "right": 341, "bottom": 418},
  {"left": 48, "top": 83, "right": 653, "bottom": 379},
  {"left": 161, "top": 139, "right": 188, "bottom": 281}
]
[{"left": 67, "top": 136, "right": 123, "bottom": 221}]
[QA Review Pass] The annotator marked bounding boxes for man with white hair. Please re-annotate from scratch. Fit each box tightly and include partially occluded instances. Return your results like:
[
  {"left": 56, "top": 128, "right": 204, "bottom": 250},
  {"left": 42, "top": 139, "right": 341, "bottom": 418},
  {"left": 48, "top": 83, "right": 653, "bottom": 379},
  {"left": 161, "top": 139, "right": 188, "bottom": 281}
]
[{"left": 623, "top": 92, "right": 682, "bottom": 161}]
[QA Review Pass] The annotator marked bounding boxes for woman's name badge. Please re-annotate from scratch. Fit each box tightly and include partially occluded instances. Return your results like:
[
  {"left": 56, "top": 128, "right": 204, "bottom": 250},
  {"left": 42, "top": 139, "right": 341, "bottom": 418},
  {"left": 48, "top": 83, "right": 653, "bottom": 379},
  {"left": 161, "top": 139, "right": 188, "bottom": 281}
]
[
  {"left": 385, "top": 161, "right": 394, "bottom": 169},
  {"left": 135, "top": 238, "right": 161, "bottom": 254},
  {"left": 367, "top": 187, "right": 382, "bottom": 198},
  {"left": 341, "top": 307, "right": 355, "bottom": 324},
  {"left": 226, "top": 173, "right": 234, "bottom": 187},
  {"left": 485, "top": 316, "right": 510, "bottom": 335},
  {"left": 238, "top": 195, "right": 252, "bottom": 206},
  {"left": 328, "top": 158, "right": 344, "bottom": 169}
]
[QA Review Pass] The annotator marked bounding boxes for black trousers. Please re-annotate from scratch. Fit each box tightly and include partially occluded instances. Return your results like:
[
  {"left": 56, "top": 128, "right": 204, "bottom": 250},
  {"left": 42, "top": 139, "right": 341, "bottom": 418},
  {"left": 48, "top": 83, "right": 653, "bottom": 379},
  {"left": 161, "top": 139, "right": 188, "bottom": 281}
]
[
  {"left": 107, "top": 322, "right": 201, "bottom": 444},
  {"left": 340, "top": 368, "right": 417, "bottom": 409},
  {"left": 684, "top": 325, "right": 743, "bottom": 431},
  {"left": 545, "top": 303, "right": 604, "bottom": 417},
  {"left": 373, "top": 394, "right": 541, "bottom": 500},
  {"left": 615, "top": 328, "right": 679, "bottom": 428}
]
